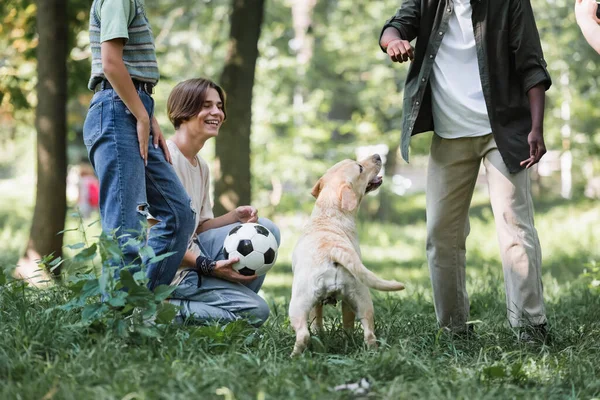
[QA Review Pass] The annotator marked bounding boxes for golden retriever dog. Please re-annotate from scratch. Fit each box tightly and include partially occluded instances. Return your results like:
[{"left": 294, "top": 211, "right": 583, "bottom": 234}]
[{"left": 288, "top": 154, "right": 405, "bottom": 357}]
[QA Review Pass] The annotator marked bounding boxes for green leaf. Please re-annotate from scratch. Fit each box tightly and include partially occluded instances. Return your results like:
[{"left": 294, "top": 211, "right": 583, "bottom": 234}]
[
  {"left": 57, "top": 228, "right": 79, "bottom": 235},
  {"left": 115, "top": 319, "right": 128, "bottom": 337},
  {"left": 98, "top": 271, "right": 108, "bottom": 294},
  {"left": 136, "top": 325, "right": 161, "bottom": 338},
  {"left": 139, "top": 245, "right": 156, "bottom": 261},
  {"left": 148, "top": 251, "right": 177, "bottom": 265},
  {"left": 74, "top": 243, "right": 98, "bottom": 262},
  {"left": 100, "top": 239, "right": 123, "bottom": 263},
  {"left": 66, "top": 279, "right": 86, "bottom": 296},
  {"left": 121, "top": 304, "right": 134, "bottom": 315},
  {"left": 66, "top": 243, "right": 85, "bottom": 250},
  {"left": 82, "top": 303, "right": 108, "bottom": 321},
  {"left": 80, "top": 278, "right": 101, "bottom": 299},
  {"left": 127, "top": 285, "right": 154, "bottom": 306},
  {"left": 155, "top": 302, "right": 178, "bottom": 324},
  {"left": 49, "top": 257, "right": 65, "bottom": 272},
  {"left": 119, "top": 269, "right": 138, "bottom": 289},
  {"left": 153, "top": 284, "right": 176, "bottom": 302},
  {"left": 142, "top": 303, "right": 157, "bottom": 320},
  {"left": 133, "top": 270, "right": 146, "bottom": 282},
  {"left": 49, "top": 257, "right": 63, "bottom": 266},
  {"left": 108, "top": 296, "right": 126, "bottom": 308},
  {"left": 59, "top": 299, "right": 81, "bottom": 311},
  {"left": 243, "top": 331, "right": 257, "bottom": 346}
]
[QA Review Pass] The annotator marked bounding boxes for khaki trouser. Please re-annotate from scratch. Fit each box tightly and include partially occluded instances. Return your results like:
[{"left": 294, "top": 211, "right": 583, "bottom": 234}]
[{"left": 426, "top": 133, "right": 546, "bottom": 330}]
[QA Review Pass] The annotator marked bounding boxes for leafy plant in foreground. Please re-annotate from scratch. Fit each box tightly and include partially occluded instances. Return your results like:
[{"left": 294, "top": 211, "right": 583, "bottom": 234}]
[{"left": 54, "top": 221, "right": 180, "bottom": 338}]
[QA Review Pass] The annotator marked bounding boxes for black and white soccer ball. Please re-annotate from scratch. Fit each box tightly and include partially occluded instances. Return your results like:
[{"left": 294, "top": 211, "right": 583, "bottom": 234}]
[{"left": 223, "top": 223, "right": 279, "bottom": 276}]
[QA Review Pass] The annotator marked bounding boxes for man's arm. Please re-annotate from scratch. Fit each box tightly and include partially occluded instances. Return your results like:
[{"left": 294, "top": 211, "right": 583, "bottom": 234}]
[
  {"left": 182, "top": 250, "right": 256, "bottom": 284},
  {"left": 197, "top": 212, "right": 238, "bottom": 233},
  {"left": 381, "top": 28, "right": 415, "bottom": 63},
  {"left": 521, "top": 84, "right": 547, "bottom": 168},
  {"left": 379, "top": 0, "right": 421, "bottom": 48},
  {"left": 508, "top": 0, "right": 552, "bottom": 93},
  {"left": 197, "top": 206, "right": 258, "bottom": 234},
  {"left": 575, "top": 0, "right": 600, "bottom": 54},
  {"left": 379, "top": 0, "right": 421, "bottom": 63},
  {"left": 102, "top": 40, "right": 151, "bottom": 165},
  {"left": 508, "top": 0, "right": 550, "bottom": 168}
]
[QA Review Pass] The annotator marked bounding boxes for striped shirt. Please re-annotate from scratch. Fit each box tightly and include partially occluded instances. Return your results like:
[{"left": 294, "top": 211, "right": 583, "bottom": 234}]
[{"left": 87, "top": 0, "right": 159, "bottom": 90}]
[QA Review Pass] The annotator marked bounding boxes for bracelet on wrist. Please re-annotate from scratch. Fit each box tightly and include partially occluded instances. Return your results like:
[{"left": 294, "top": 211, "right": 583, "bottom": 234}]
[{"left": 196, "top": 255, "right": 216, "bottom": 276}]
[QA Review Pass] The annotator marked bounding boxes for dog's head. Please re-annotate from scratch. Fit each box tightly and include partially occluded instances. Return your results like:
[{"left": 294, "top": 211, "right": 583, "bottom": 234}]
[{"left": 311, "top": 154, "right": 383, "bottom": 212}]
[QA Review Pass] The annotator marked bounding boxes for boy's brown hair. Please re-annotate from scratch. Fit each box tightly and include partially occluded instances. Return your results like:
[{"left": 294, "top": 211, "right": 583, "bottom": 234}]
[{"left": 167, "top": 78, "right": 227, "bottom": 129}]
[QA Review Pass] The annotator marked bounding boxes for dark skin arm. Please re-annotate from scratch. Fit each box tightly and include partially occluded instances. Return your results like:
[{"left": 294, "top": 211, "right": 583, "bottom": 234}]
[
  {"left": 380, "top": 27, "right": 414, "bottom": 63},
  {"left": 520, "top": 84, "right": 546, "bottom": 168}
]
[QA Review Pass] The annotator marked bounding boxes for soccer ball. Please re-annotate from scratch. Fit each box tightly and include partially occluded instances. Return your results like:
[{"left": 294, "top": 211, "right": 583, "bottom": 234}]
[{"left": 223, "top": 223, "right": 279, "bottom": 276}]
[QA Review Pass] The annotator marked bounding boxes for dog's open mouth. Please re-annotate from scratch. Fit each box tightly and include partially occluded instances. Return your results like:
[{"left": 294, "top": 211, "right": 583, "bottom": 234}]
[{"left": 366, "top": 176, "right": 383, "bottom": 193}]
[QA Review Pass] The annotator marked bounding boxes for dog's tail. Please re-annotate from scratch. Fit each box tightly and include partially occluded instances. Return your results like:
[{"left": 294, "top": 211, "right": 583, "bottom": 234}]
[{"left": 330, "top": 246, "right": 405, "bottom": 292}]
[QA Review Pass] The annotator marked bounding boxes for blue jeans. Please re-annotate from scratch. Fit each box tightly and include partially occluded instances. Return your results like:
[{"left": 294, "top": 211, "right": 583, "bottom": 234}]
[
  {"left": 169, "top": 218, "right": 281, "bottom": 327},
  {"left": 83, "top": 88, "right": 196, "bottom": 290}
]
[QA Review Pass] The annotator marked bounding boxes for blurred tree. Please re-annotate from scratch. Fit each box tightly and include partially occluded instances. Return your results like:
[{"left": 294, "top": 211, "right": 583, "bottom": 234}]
[
  {"left": 214, "top": 0, "right": 265, "bottom": 215},
  {"left": 531, "top": 0, "right": 600, "bottom": 194},
  {"left": 9, "top": 0, "right": 89, "bottom": 284},
  {"left": 16, "top": 0, "right": 68, "bottom": 284}
]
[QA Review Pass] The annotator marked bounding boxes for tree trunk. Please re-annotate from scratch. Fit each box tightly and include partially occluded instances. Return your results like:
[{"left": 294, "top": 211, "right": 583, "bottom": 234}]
[
  {"left": 291, "top": 0, "right": 316, "bottom": 126},
  {"left": 213, "top": 0, "right": 265, "bottom": 216},
  {"left": 16, "top": 0, "right": 68, "bottom": 285}
]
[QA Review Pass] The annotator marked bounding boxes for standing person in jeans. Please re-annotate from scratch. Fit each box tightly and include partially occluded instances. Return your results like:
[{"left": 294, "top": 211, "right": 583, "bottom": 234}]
[
  {"left": 83, "top": 0, "right": 195, "bottom": 289},
  {"left": 163, "top": 78, "right": 281, "bottom": 326},
  {"left": 379, "top": 0, "right": 551, "bottom": 341}
]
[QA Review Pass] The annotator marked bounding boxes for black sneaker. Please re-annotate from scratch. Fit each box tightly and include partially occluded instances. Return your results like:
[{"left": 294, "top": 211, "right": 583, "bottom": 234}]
[{"left": 518, "top": 323, "right": 550, "bottom": 344}]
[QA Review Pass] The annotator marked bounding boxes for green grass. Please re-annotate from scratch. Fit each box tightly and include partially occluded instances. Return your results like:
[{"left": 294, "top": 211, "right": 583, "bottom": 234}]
[{"left": 1, "top": 184, "right": 600, "bottom": 399}]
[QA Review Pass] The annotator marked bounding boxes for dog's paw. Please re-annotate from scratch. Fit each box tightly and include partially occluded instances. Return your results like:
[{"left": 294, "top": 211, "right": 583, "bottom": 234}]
[
  {"left": 364, "top": 333, "right": 378, "bottom": 350},
  {"left": 290, "top": 347, "right": 304, "bottom": 358}
]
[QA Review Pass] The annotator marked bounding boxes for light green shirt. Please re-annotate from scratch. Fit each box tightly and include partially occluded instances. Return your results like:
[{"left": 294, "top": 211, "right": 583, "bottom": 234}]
[
  {"left": 95, "top": 0, "right": 137, "bottom": 43},
  {"left": 88, "top": 0, "right": 159, "bottom": 90}
]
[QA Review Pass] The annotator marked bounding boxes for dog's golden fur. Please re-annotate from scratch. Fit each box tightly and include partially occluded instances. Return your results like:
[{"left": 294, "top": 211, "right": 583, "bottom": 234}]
[{"left": 288, "top": 154, "right": 405, "bottom": 357}]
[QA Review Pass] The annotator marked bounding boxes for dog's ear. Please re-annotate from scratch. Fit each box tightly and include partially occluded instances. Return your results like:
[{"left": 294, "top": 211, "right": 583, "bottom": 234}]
[
  {"left": 339, "top": 184, "right": 358, "bottom": 211},
  {"left": 311, "top": 178, "right": 323, "bottom": 199}
]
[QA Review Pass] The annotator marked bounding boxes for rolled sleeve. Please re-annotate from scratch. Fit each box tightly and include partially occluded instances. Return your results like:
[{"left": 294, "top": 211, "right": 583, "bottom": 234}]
[
  {"left": 522, "top": 60, "right": 551, "bottom": 93},
  {"left": 99, "top": 0, "right": 135, "bottom": 43},
  {"left": 379, "top": 0, "right": 421, "bottom": 52},
  {"left": 509, "top": 0, "right": 552, "bottom": 93}
]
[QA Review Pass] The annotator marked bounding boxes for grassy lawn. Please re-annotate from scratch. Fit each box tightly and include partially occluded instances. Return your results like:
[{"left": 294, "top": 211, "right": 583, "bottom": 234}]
[{"left": 1, "top": 182, "right": 599, "bottom": 399}]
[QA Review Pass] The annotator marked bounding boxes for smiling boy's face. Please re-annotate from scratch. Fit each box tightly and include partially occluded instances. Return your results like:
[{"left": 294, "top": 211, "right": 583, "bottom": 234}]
[{"left": 196, "top": 88, "right": 225, "bottom": 137}]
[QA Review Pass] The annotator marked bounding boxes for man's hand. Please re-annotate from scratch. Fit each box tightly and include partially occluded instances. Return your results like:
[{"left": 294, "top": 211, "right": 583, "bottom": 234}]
[
  {"left": 520, "top": 129, "right": 546, "bottom": 169},
  {"left": 151, "top": 116, "right": 172, "bottom": 164},
  {"left": 212, "top": 257, "right": 257, "bottom": 284},
  {"left": 235, "top": 206, "right": 258, "bottom": 223},
  {"left": 575, "top": 0, "right": 600, "bottom": 25},
  {"left": 137, "top": 116, "right": 150, "bottom": 166},
  {"left": 101, "top": 39, "right": 152, "bottom": 166},
  {"left": 385, "top": 39, "right": 415, "bottom": 63}
]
